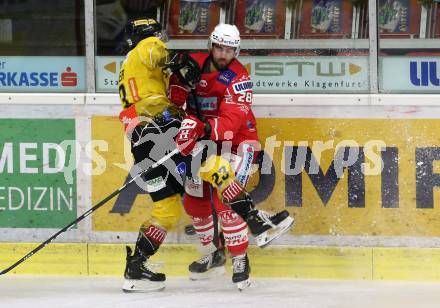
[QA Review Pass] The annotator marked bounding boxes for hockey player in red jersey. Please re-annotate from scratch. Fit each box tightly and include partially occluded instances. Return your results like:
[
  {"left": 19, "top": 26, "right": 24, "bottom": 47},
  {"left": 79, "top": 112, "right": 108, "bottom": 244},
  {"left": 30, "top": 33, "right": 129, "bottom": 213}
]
[{"left": 168, "top": 23, "right": 295, "bottom": 290}]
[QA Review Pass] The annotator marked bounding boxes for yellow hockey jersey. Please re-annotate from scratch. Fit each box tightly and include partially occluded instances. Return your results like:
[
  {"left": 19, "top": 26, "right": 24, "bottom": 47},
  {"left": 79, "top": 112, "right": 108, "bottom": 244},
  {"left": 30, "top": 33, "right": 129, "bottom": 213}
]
[{"left": 118, "top": 36, "right": 172, "bottom": 117}]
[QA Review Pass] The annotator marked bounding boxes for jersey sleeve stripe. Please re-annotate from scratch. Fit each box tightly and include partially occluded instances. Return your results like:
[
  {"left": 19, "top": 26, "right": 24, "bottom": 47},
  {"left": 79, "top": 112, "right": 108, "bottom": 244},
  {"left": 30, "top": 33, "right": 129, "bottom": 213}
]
[
  {"left": 213, "top": 118, "right": 219, "bottom": 140},
  {"left": 128, "top": 78, "right": 140, "bottom": 102}
]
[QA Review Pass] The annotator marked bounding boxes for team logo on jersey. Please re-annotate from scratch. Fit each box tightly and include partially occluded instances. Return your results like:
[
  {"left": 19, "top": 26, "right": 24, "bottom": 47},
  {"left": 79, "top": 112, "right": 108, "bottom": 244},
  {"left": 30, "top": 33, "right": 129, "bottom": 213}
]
[
  {"left": 176, "top": 162, "right": 187, "bottom": 175},
  {"left": 145, "top": 176, "right": 166, "bottom": 192},
  {"left": 217, "top": 70, "right": 236, "bottom": 85},
  {"left": 162, "top": 110, "right": 172, "bottom": 122},
  {"left": 232, "top": 81, "right": 253, "bottom": 93},
  {"left": 197, "top": 96, "right": 218, "bottom": 111}
]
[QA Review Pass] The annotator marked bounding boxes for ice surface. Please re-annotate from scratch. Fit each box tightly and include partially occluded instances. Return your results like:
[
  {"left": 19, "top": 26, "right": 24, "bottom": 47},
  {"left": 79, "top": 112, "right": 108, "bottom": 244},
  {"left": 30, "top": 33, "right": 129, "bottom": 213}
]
[{"left": 1, "top": 276, "right": 440, "bottom": 308}]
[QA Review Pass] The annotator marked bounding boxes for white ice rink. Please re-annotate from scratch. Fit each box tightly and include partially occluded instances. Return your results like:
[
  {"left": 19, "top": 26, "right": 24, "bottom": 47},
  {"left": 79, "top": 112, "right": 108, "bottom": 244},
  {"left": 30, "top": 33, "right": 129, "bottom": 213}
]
[{"left": 1, "top": 276, "right": 440, "bottom": 308}]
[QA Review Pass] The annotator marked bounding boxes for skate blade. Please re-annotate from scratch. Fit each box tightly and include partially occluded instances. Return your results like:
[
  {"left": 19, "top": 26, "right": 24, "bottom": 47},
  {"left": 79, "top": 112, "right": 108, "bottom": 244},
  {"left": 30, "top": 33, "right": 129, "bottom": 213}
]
[
  {"left": 236, "top": 278, "right": 251, "bottom": 291},
  {"left": 189, "top": 266, "right": 226, "bottom": 281},
  {"left": 256, "top": 216, "right": 295, "bottom": 248},
  {"left": 122, "top": 279, "right": 165, "bottom": 293}
]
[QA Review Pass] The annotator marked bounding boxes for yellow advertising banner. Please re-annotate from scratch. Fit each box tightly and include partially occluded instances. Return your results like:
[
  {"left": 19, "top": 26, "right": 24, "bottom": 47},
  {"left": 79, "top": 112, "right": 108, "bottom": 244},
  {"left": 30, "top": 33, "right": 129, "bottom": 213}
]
[
  {"left": 256, "top": 118, "right": 440, "bottom": 236},
  {"left": 92, "top": 116, "right": 440, "bottom": 236}
]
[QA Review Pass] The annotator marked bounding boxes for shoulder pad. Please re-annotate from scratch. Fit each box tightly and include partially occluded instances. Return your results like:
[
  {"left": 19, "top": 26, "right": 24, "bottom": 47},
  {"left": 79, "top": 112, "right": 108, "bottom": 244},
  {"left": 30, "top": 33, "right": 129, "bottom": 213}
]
[{"left": 228, "top": 59, "right": 249, "bottom": 76}]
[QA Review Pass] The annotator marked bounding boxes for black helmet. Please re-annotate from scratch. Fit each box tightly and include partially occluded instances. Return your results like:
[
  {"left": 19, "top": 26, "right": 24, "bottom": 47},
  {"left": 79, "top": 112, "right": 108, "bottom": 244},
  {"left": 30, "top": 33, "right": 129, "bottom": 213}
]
[{"left": 125, "top": 18, "right": 165, "bottom": 49}]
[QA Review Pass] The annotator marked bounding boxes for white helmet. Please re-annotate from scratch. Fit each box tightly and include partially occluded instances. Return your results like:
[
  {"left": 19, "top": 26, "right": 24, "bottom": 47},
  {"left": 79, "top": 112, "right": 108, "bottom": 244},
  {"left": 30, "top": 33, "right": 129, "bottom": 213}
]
[{"left": 208, "top": 23, "right": 241, "bottom": 57}]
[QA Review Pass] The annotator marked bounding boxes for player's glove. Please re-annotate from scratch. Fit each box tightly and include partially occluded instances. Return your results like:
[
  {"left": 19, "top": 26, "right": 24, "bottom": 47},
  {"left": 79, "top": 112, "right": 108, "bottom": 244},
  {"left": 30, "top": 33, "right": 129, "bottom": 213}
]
[
  {"left": 168, "top": 52, "right": 201, "bottom": 89},
  {"left": 176, "top": 115, "right": 210, "bottom": 156},
  {"left": 168, "top": 74, "right": 190, "bottom": 107}
]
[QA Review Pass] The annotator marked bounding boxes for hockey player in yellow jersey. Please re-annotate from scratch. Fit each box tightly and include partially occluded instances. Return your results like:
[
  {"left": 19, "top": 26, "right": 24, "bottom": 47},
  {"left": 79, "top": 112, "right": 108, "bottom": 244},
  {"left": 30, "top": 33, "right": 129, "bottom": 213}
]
[
  {"left": 117, "top": 18, "right": 188, "bottom": 293},
  {"left": 118, "top": 19, "right": 173, "bottom": 117}
]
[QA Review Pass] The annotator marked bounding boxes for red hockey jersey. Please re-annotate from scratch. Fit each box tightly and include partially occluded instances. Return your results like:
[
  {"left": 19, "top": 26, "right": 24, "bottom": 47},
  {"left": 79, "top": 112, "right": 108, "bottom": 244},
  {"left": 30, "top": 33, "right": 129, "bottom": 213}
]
[{"left": 171, "top": 52, "right": 259, "bottom": 148}]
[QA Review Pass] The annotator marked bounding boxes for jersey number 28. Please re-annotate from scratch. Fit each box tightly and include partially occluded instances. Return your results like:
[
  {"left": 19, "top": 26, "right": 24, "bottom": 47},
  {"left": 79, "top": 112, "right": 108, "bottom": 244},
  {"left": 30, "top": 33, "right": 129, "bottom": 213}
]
[{"left": 237, "top": 92, "right": 252, "bottom": 103}]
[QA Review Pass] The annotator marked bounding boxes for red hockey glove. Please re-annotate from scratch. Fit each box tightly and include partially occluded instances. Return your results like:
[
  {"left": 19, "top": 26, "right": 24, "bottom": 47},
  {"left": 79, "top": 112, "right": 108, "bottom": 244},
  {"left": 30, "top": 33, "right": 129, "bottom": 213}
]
[
  {"left": 168, "top": 74, "right": 189, "bottom": 107},
  {"left": 176, "top": 115, "right": 206, "bottom": 156}
]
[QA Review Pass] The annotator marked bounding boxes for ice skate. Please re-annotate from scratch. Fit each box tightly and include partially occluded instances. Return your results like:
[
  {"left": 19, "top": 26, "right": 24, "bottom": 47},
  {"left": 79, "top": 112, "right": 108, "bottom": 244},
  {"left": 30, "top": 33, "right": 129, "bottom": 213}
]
[
  {"left": 189, "top": 248, "right": 226, "bottom": 280},
  {"left": 122, "top": 246, "right": 165, "bottom": 292},
  {"left": 232, "top": 253, "right": 251, "bottom": 291},
  {"left": 247, "top": 210, "right": 295, "bottom": 248}
]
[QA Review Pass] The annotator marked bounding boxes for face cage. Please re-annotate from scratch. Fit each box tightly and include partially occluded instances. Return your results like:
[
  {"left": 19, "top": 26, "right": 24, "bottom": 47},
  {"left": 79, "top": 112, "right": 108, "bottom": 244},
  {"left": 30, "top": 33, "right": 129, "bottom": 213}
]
[{"left": 155, "top": 30, "right": 169, "bottom": 43}]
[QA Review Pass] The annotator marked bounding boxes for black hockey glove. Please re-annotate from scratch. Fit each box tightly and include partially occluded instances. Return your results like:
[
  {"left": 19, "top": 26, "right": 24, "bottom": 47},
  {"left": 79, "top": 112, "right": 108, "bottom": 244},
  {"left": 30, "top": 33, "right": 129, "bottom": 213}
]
[{"left": 167, "top": 52, "right": 201, "bottom": 89}]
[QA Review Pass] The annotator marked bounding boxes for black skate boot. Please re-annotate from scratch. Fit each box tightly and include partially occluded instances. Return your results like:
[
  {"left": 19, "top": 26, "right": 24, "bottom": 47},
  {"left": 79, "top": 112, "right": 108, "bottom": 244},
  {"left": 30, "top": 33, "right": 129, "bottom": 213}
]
[
  {"left": 189, "top": 248, "right": 226, "bottom": 280},
  {"left": 247, "top": 209, "right": 294, "bottom": 248},
  {"left": 122, "top": 246, "right": 166, "bottom": 292},
  {"left": 229, "top": 194, "right": 295, "bottom": 248},
  {"left": 232, "top": 253, "right": 251, "bottom": 291}
]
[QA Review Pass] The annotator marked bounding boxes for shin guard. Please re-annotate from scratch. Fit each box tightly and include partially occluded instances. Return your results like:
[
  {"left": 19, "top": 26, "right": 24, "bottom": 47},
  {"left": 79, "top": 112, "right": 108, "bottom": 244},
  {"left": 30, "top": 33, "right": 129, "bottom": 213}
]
[
  {"left": 135, "top": 224, "right": 167, "bottom": 258},
  {"left": 218, "top": 209, "right": 248, "bottom": 256},
  {"left": 192, "top": 215, "right": 218, "bottom": 255}
]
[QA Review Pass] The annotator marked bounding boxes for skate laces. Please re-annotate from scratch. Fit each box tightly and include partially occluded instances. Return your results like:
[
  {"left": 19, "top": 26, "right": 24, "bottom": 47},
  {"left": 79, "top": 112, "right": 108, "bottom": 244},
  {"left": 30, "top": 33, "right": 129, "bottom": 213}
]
[
  {"left": 141, "top": 260, "right": 164, "bottom": 272},
  {"left": 196, "top": 254, "right": 212, "bottom": 266},
  {"left": 257, "top": 211, "right": 277, "bottom": 228},
  {"left": 233, "top": 255, "right": 247, "bottom": 273}
]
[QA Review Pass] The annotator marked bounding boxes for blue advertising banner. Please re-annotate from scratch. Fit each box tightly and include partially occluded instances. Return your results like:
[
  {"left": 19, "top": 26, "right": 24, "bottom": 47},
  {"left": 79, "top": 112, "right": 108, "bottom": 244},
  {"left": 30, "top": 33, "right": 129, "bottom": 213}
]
[
  {"left": 0, "top": 57, "right": 85, "bottom": 92},
  {"left": 380, "top": 57, "right": 440, "bottom": 93}
]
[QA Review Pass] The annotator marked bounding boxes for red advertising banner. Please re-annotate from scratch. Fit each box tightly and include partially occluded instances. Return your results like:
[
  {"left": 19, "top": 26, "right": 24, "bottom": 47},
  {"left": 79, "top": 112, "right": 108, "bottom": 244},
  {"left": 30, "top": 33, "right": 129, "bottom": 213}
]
[
  {"left": 298, "top": 0, "right": 353, "bottom": 39},
  {"left": 234, "top": 0, "right": 286, "bottom": 38},
  {"left": 166, "top": 0, "right": 221, "bottom": 38},
  {"left": 378, "top": 0, "right": 421, "bottom": 38}
]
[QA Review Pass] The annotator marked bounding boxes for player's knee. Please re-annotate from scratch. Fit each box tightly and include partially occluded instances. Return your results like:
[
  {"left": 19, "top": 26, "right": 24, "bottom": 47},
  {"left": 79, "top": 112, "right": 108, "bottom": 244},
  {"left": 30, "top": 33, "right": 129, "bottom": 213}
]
[
  {"left": 200, "top": 155, "right": 235, "bottom": 189},
  {"left": 150, "top": 194, "right": 182, "bottom": 230},
  {"left": 183, "top": 196, "right": 212, "bottom": 217}
]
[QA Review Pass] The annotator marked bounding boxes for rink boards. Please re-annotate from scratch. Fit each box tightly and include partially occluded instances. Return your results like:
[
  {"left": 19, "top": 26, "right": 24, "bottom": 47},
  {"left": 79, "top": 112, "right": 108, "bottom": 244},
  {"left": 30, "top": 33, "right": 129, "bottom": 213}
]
[
  {"left": 3, "top": 243, "right": 440, "bottom": 281},
  {"left": 2, "top": 93, "right": 440, "bottom": 279}
]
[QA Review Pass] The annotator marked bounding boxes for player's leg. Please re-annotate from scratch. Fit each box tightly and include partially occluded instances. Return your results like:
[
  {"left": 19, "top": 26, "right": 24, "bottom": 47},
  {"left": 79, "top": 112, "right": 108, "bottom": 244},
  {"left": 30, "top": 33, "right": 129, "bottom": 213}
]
[
  {"left": 123, "top": 165, "right": 182, "bottom": 292},
  {"left": 183, "top": 191, "right": 226, "bottom": 280},
  {"left": 200, "top": 153, "right": 294, "bottom": 248},
  {"left": 123, "top": 121, "right": 184, "bottom": 292},
  {"left": 214, "top": 192, "right": 251, "bottom": 290}
]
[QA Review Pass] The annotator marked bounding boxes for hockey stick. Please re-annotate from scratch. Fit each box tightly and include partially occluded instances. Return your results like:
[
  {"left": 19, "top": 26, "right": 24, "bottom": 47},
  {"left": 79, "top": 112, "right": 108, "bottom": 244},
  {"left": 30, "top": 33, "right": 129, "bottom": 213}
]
[{"left": 0, "top": 148, "right": 180, "bottom": 276}]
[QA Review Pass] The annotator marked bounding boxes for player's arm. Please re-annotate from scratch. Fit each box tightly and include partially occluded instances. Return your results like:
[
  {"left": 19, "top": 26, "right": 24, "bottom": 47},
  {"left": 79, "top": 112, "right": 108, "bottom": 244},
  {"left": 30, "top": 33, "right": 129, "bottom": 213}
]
[
  {"left": 167, "top": 52, "right": 201, "bottom": 107},
  {"left": 175, "top": 74, "right": 253, "bottom": 155}
]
